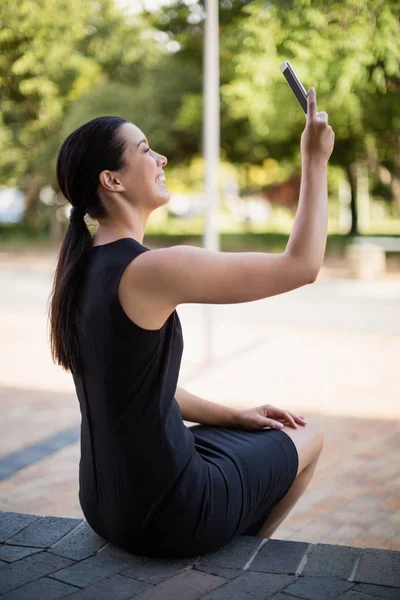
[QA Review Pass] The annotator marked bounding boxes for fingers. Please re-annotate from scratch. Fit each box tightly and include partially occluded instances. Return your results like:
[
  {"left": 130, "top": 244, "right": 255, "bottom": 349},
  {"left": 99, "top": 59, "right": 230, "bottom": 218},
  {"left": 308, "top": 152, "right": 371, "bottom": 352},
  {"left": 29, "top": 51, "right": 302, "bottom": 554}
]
[
  {"left": 307, "top": 88, "right": 329, "bottom": 124},
  {"left": 274, "top": 415, "right": 307, "bottom": 429},
  {"left": 265, "top": 405, "right": 307, "bottom": 429},
  {"left": 267, "top": 407, "right": 297, "bottom": 429},
  {"left": 317, "top": 111, "right": 328, "bottom": 123},
  {"left": 290, "top": 414, "right": 307, "bottom": 426},
  {"left": 265, "top": 419, "right": 285, "bottom": 430},
  {"left": 281, "top": 411, "right": 297, "bottom": 429},
  {"left": 307, "top": 87, "right": 317, "bottom": 122}
]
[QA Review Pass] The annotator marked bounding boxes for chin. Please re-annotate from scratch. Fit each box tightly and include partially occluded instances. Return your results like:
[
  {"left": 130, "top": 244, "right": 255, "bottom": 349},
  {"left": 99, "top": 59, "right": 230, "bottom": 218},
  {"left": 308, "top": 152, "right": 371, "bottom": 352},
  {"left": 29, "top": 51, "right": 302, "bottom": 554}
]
[
  {"left": 158, "top": 189, "right": 171, "bottom": 203},
  {"left": 151, "top": 191, "right": 170, "bottom": 211}
]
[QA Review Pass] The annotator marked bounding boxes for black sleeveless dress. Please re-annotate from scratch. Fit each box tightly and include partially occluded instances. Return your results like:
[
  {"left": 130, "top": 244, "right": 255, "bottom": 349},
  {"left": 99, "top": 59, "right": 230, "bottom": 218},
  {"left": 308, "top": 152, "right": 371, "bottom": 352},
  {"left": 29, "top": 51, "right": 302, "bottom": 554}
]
[{"left": 74, "top": 238, "right": 298, "bottom": 558}]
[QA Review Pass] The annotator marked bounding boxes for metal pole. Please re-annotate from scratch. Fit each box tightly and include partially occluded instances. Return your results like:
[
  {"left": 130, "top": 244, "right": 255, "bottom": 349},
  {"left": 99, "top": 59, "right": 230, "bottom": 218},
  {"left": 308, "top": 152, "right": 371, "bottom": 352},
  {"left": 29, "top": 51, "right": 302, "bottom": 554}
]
[
  {"left": 203, "top": 0, "right": 220, "bottom": 253},
  {"left": 203, "top": 0, "right": 220, "bottom": 364}
]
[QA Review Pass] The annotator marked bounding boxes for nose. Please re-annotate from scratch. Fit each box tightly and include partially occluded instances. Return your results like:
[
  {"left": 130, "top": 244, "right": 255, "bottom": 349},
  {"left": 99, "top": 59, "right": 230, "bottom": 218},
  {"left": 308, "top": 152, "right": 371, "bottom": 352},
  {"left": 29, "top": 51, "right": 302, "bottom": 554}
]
[{"left": 157, "top": 153, "right": 167, "bottom": 167}]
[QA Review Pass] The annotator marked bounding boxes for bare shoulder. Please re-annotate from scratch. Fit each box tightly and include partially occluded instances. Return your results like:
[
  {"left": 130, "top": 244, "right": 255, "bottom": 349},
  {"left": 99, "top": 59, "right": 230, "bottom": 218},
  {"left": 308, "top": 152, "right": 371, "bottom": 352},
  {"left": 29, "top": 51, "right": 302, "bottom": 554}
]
[
  {"left": 117, "top": 248, "right": 177, "bottom": 331},
  {"left": 119, "top": 244, "right": 315, "bottom": 320}
]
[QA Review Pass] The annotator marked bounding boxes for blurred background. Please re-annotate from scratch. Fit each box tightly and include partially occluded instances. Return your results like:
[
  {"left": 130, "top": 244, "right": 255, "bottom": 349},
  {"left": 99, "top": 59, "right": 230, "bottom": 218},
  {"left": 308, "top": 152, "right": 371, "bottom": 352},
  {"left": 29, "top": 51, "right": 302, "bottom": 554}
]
[{"left": 0, "top": 0, "right": 399, "bottom": 551}]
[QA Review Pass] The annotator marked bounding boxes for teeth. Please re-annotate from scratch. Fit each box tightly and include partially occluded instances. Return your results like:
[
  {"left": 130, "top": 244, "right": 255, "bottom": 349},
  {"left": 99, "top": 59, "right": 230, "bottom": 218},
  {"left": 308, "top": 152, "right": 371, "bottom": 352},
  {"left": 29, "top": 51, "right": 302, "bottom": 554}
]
[{"left": 155, "top": 175, "right": 166, "bottom": 184}]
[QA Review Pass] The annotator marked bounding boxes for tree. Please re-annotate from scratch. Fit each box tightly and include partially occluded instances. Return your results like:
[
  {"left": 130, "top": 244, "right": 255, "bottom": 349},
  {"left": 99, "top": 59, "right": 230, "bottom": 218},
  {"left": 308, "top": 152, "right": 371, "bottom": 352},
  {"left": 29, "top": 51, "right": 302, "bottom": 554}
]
[
  {"left": 0, "top": 0, "right": 160, "bottom": 227},
  {"left": 2, "top": 0, "right": 399, "bottom": 235},
  {"left": 145, "top": 0, "right": 400, "bottom": 234}
]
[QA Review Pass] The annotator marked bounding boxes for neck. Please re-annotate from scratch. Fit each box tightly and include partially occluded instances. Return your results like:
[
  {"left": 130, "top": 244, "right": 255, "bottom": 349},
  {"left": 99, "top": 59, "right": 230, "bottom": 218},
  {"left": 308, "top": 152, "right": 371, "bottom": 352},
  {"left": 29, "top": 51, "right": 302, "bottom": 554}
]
[{"left": 93, "top": 207, "right": 149, "bottom": 246}]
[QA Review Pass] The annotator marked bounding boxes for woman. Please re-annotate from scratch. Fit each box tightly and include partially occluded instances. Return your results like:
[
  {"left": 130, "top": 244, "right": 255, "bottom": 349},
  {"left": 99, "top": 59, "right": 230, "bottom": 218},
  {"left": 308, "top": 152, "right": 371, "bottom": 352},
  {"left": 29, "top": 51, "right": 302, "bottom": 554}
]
[{"left": 49, "top": 87, "right": 334, "bottom": 559}]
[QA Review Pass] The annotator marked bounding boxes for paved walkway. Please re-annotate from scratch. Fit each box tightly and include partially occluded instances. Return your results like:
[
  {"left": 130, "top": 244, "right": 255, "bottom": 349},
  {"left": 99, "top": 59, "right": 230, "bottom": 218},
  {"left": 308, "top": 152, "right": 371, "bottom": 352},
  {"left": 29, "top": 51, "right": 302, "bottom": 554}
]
[
  {"left": 1, "top": 511, "right": 400, "bottom": 599},
  {"left": 0, "top": 249, "right": 399, "bottom": 552}
]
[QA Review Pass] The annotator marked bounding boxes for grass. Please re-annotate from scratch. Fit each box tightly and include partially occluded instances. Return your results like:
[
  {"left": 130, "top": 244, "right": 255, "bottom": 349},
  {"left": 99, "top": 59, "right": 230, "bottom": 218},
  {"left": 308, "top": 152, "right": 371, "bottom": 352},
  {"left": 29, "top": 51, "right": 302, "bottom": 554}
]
[
  {"left": 1, "top": 220, "right": 399, "bottom": 256},
  {"left": 144, "top": 232, "right": 400, "bottom": 255}
]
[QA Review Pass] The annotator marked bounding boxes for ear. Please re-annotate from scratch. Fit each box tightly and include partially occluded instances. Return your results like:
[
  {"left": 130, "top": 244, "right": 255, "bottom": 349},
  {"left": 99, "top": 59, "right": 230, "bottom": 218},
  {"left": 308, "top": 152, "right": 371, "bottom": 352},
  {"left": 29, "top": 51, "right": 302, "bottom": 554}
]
[{"left": 99, "top": 170, "right": 125, "bottom": 192}]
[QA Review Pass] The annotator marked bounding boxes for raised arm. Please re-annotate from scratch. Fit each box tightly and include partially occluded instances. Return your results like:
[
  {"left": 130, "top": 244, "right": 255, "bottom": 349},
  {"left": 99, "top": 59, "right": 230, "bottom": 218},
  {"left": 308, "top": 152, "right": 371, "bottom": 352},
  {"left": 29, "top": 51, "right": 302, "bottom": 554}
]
[{"left": 123, "top": 88, "right": 334, "bottom": 325}]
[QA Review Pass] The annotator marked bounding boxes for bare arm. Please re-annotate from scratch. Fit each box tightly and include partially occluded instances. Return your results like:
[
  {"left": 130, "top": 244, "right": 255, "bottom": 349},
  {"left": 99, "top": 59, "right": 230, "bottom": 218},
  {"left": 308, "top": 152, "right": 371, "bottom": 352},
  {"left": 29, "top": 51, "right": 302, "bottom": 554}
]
[
  {"left": 175, "top": 386, "right": 239, "bottom": 427},
  {"left": 285, "top": 88, "right": 334, "bottom": 273},
  {"left": 284, "top": 160, "right": 328, "bottom": 275},
  {"left": 126, "top": 88, "right": 334, "bottom": 315}
]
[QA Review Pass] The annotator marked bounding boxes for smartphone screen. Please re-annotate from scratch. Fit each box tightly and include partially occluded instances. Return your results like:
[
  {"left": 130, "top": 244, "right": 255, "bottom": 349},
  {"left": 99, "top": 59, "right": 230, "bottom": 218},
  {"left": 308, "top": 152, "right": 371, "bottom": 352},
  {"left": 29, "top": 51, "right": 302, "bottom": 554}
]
[{"left": 280, "top": 61, "right": 308, "bottom": 114}]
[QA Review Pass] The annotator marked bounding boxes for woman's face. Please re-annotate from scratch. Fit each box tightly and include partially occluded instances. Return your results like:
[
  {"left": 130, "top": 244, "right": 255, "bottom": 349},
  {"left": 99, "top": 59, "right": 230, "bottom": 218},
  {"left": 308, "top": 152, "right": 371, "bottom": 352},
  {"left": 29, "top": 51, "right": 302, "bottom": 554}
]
[{"left": 116, "top": 122, "right": 169, "bottom": 210}]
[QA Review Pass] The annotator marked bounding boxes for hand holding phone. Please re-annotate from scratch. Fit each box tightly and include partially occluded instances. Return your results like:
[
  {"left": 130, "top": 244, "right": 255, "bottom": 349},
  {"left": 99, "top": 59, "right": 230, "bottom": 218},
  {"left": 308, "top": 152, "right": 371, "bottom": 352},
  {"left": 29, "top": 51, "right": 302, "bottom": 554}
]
[
  {"left": 280, "top": 61, "right": 308, "bottom": 114},
  {"left": 280, "top": 61, "right": 328, "bottom": 122},
  {"left": 280, "top": 61, "right": 334, "bottom": 161},
  {"left": 301, "top": 87, "right": 335, "bottom": 163}
]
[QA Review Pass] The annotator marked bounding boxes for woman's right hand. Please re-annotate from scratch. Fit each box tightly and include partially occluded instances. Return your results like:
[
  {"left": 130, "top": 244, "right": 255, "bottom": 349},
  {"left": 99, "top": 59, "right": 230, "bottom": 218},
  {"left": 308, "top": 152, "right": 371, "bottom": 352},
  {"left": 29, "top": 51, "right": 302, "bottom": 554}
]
[{"left": 300, "top": 87, "right": 335, "bottom": 164}]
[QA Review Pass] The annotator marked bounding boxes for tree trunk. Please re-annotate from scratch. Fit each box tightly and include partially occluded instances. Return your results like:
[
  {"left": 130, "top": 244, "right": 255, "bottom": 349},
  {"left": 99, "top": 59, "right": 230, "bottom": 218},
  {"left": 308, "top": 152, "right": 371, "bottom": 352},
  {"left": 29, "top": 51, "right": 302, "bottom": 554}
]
[
  {"left": 345, "top": 163, "right": 358, "bottom": 235},
  {"left": 391, "top": 175, "right": 400, "bottom": 216},
  {"left": 24, "top": 175, "right": 44, "bottom": 233},
  {"left": 49, "top": 201, "right": 63, "bottom": 242}
]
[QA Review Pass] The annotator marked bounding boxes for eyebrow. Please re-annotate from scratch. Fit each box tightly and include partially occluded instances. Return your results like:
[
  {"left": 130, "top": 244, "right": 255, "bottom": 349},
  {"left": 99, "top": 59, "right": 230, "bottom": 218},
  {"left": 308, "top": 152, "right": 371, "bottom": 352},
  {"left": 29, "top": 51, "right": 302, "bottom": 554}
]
[{"left": 137, "top": 138, "right": 148, "bottom": 148}]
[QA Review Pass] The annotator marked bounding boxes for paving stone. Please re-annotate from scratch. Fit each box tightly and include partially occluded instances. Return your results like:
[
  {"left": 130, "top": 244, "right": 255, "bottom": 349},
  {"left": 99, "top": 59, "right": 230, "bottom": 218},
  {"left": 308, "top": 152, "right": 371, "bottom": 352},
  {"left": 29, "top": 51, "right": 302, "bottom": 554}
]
[
  {"left": 49, "top": 552, "right": 131, "bottom": 588},
  {"left": 0, "top": 425, "right": 80, "bottom": 478},
  {"left": 0, "top": 426, "right": 77, "bottom": 480},
  {"left": 0, "top": 426, "right": 80, "bottom": 479},
  {"left": 355, "top": 549, "right": 400, "bottom": 588},
  {"left": 0, "top": 551, "right": 73, "bottom": 595},
  {"left": 283, "top": 576, "right": 353, "bottom": 600},
  {"left": 352, "top": 583, "right": 400, "bottom": 599},
  {"left": 197, "top": 536, "right": 265, "bottom": 569},
  {"left": 0, "top": 544, "right": 42, "bottom": 562},
  {"left": 200, "top": 572, "right": 295, "bottom": 599},
  {"left": 2, "top": 509, "right": 400, "bottom": 600},
  {"left": 336, "top": 591, "right": 382, "bottom": 600},
  {"left": 0, "top": 512, "right": 40, "bottom": 543},
  {"left": 249, "top": 540, "right": 310, "bottom": 575},
  {"left": 194, "top": 564, "right": 244, "bottom": 580},
  {"left": 0, "top": 575, "right": 79, "bottom": 600},
  {"left": 302, "top": 543, "right": 362, "bottom": 579},
  {"left": 49, "top": 521, "right": 107, "bottom": 560},
  {"left": 132, "top": 568, "right": 227, "bottom": 599},
  {"left": 120, "top": 555, "right": 191, "bottom": 584},
  {"left": 269, "top": 595, "right": 300, "bottom": 600},
  {"left": 97, "top": 543, "right": 136, "bottom": 561},
  {"left": 7, "top": 516, "right": 82, "bottom": 548},
  {"left": 101, "top": 542, "right": 199, "bottom": 565},
  {"left": 59, "top": 573, "right": 152, "bottom": 599}
]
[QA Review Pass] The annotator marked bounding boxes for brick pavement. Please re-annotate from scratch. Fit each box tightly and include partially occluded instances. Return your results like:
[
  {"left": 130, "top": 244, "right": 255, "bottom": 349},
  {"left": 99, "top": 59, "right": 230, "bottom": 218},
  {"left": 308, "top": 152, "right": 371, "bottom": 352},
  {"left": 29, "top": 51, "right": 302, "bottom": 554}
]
[
  {"left": 1, "top": 413, "right": 399, "bottom": 551},
  {"left": 0, "top": 511, "right": 399, "bottom": 599},
  {"left": 1, "top": 251, "right": 399, "bottom": 554}
]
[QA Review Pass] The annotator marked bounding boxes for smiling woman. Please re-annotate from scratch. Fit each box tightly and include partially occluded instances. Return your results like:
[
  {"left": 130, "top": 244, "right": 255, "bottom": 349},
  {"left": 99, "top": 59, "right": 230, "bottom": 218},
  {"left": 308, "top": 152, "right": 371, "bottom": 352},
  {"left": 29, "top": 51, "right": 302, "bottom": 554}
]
[
  {"left": 49, "top": 116, "right": 171, "bottom": 369},
  {"left": 48, "top": 99, "right": 333, "bottom": 557},
  {"left": 92, "top": 122, "right": 170, "bottom": 240}
]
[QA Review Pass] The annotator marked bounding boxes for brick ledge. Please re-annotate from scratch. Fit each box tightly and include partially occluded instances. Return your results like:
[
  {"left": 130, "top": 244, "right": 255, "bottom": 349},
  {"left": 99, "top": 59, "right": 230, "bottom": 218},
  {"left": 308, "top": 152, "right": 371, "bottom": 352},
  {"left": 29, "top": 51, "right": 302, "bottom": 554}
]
[{"left": 0, "top": 511, "right": 399, "bottom": 598}]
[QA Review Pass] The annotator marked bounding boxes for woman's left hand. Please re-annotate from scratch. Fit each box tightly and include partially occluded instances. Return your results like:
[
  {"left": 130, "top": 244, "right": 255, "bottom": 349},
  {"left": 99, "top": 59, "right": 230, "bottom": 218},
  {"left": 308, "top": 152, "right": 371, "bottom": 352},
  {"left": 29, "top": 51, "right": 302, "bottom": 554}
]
[{"left": 235, "top": 404, "right": 307, "bottom": 431}]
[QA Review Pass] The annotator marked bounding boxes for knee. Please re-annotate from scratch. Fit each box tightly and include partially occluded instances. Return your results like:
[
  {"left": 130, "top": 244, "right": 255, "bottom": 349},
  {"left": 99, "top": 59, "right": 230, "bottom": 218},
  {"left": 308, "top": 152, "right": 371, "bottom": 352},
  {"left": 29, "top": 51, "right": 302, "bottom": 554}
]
[
  {"left": 282, "top": 416, "right": 324, "bottom": 475},
  {"left": 307, "top": 418, "right": 324, "bottom": 455}
]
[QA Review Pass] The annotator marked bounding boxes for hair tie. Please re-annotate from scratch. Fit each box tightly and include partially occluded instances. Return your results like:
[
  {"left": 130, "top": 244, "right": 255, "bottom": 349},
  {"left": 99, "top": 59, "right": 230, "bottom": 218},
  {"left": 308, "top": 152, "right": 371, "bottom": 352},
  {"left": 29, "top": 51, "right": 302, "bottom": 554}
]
[{"left": 69, "top": 206, "right": 85, "bottom": 223}]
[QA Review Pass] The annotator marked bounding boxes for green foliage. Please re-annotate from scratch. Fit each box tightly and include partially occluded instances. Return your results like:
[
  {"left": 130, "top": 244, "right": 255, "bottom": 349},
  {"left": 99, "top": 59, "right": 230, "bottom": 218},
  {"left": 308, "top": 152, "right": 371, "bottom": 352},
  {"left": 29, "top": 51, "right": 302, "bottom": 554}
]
[
  {"left": 146, "top": 0, "right": 400, "bottom": 233},
  {"left": 0, "top": 0, "right": 161, "bottom": 186},
  {"left": 219, "top": 0, "right": 400, "bottom": 168},
  {"left": 1, "top": 0, "right": 98, "bottom": 184},
  {"left": 1, "top": 0, "right": 399, "bottom": 236}
]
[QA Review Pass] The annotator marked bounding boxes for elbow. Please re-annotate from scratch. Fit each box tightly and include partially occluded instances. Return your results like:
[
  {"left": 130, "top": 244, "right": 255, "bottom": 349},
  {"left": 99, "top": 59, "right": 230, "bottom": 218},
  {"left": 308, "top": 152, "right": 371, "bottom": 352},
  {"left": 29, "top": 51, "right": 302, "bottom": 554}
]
[
  {"left": 285, "top": 252, "right": 321, "bottom": 287},
  {"left": 306, "top": 268, "right": 320, "bottom": 284},
  {"left": 303, "top": 260, "right": 323, "bottom": 284}
]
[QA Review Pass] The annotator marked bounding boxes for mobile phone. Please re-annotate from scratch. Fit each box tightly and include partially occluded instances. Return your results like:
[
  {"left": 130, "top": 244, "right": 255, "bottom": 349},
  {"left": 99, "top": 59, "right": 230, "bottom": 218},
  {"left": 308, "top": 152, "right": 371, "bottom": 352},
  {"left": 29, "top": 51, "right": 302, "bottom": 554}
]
[{"left": 280, "top": 61, "right": 308, "bottom": 114}]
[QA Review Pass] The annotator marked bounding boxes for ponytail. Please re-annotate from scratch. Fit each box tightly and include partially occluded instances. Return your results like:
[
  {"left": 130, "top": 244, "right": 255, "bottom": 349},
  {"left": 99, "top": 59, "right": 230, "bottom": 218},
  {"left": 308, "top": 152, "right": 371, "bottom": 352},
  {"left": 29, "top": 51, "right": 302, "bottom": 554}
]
[
  {"left": 48, "top": 116, "right": 128, "bottom": 372},
  {"left": 48, "top": 215, "right": 92, "bottom": 373}
]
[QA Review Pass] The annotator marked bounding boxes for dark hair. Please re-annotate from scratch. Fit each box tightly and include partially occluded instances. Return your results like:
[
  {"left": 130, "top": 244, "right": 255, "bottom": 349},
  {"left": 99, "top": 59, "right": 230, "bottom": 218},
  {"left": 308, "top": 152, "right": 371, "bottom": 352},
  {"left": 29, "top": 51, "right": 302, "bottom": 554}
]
[{"left": 48, "top": 116, "right": 128, "bottom": 373}]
